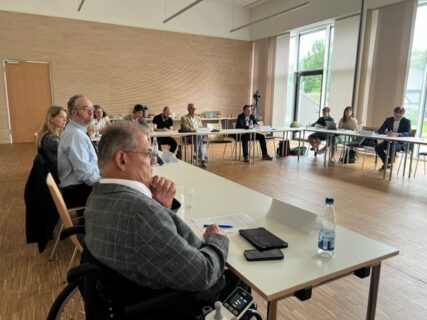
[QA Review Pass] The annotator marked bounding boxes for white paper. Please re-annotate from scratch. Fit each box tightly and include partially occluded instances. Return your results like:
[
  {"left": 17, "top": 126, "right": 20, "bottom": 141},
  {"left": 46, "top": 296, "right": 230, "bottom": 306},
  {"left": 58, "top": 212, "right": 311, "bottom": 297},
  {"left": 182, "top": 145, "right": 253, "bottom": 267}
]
[{"left": 192, "top": 213, "right": 254, "bottom": 232}]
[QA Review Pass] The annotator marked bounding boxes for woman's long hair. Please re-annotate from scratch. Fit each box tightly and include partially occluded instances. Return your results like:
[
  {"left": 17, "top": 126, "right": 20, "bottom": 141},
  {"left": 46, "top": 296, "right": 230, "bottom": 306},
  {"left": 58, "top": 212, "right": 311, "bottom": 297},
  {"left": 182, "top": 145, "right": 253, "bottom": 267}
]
[
  {"left": 341, "top": 106, "right": 353, "bottom": 123},
  {"left": 36, "top": 106, "right": 67, "bottom": 147}
]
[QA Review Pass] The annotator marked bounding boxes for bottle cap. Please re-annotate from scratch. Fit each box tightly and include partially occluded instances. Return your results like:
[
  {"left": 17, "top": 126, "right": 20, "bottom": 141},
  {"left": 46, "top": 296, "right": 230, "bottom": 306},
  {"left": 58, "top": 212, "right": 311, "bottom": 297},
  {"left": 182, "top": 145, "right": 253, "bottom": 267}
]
[{"left": 325, "top": 197, "right": 334, "bottom": 204}]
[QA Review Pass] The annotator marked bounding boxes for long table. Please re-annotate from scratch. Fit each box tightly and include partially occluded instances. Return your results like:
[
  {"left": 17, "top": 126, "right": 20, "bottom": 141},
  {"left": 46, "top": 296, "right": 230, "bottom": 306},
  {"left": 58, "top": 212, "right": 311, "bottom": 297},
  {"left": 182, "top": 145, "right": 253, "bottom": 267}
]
[
  {"left": 304, "top": 128, "right": 427, "bottom": 180},
  {"left": 154, "top": 160, "right": 399, "bottom": 320}
]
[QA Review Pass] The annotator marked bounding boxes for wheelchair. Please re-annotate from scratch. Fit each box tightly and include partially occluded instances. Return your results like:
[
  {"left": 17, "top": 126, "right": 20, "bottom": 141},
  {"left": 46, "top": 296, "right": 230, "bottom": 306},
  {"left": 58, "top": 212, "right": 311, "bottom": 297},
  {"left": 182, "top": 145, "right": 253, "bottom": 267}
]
[{"left": 47, "top": 226, "right": 262, "bottom": 320}]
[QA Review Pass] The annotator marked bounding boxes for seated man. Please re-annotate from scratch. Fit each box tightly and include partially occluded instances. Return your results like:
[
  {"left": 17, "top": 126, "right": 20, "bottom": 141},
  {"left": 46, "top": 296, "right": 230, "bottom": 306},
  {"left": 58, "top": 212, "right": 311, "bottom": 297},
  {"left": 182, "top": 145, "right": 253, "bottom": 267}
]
[
  {"left": 236, "top": 105, "right": 273, "bottom": 162},
  {"left": 58, "top": 95, "right": 100, "bottom": 208},
  {"left": 153, "top": 106, "right": 177, "bottom": 153},
  {"left": 181, "top": 103, "right": 208, "bottom": 168},
  {"left": 307, "top": 107, "right": 334, "bottom": 155},
  {"left": 84, "top": 122, "right": 235, "bottom": 317},
  {"left": 375, "top": 106, "right": 411, "bottom": 171},
  {"left": 124, "top": 104, "right": 149, "bottom": 128}
]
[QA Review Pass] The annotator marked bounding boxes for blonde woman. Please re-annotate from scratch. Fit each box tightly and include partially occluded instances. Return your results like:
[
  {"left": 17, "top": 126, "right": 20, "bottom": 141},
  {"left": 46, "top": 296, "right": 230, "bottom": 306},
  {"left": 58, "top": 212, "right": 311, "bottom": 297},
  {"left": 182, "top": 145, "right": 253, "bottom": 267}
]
[{"left": 36, "top": 106, "right": 68, "bottom": 179}]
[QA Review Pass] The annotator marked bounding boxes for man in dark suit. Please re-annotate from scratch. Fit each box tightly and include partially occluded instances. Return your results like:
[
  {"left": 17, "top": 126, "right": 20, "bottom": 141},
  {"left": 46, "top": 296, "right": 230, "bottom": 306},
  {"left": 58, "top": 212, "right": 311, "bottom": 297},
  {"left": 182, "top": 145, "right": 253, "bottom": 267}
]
[
  {"left": 236, "top": 105, "right": 273, "bottom": 162},
  {"left": 375, "top": 106, "right": 412, "bottom": 171},
  {"left": 84, "top": 122, "right": 239, "bottom": 316}
]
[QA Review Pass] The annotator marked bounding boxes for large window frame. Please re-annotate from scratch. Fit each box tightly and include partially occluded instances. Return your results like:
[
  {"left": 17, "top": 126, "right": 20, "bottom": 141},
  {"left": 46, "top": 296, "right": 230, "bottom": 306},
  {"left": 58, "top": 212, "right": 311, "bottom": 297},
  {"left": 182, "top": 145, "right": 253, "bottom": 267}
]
[{"left": 288, "top": 23, "right": 335, "bottom": 123}]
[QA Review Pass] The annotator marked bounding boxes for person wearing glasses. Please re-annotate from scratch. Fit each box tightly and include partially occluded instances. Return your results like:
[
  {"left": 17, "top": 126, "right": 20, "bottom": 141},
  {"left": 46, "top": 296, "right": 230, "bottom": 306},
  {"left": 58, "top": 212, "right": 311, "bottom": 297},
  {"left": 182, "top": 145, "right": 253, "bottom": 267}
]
[
  {"left": 84, "top": 122, "right": 239, "bottom": 317},
  {"left": 181, "top": 103, "right": 208, "bottom": 168},
  {"left": 58, "top": 95, "right": 100, "bottom": 208}
]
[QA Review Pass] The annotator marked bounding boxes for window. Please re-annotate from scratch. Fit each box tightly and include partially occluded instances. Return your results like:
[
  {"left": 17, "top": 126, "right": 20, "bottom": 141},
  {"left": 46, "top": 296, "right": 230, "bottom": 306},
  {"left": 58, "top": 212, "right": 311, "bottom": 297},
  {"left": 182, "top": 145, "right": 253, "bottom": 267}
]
[
  {"left": 287, "top": 24, "right": 334, "bottom": 123},
  {"left": 404, "top": 1, "right": 427, "bottom": 150}
]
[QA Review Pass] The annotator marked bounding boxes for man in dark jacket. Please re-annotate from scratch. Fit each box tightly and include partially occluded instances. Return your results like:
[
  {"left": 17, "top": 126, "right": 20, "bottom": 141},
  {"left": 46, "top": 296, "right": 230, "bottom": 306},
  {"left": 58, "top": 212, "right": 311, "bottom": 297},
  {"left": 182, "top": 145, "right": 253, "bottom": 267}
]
[
  {"left": 152, "top": 106, "right": 177, "bottom": 153},
  {"left": 375, "top": 106, "right": 412, "bottom": 171},
  {"left": 236, "top": 105, "right": 273, "bottom": 162}
]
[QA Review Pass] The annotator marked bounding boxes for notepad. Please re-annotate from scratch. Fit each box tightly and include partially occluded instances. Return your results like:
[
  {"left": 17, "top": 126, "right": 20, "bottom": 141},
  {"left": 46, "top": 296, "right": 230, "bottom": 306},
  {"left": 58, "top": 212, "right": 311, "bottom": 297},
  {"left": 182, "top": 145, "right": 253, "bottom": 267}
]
[{"left": 239, "top": 227, "right": 288, "bottom": 251}]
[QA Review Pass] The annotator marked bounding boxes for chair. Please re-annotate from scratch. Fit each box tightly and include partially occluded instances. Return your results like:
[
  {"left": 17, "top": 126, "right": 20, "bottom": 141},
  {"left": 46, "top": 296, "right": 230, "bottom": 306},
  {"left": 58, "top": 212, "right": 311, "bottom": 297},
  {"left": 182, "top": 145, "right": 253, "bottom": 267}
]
[
  {"left": 206, "top": 122, "right": 233, "bottom": 162},
  {"left": 396, "top": 129, "right": 416, "bottom": 176},
  {"left": 46, "top": 173, "right": 84, "bottom": 268},
  {"left": 414, "top": 151, "right": 427, "bottom": 177},
  {"left": 350, "top": 126, "right": 378, "bottom": 169},
  {"left": 47, "top": 226, "right": 262, "bottom": 320},
  {"left": 257, "top": 121, "right": 276, "bottom": 155}
]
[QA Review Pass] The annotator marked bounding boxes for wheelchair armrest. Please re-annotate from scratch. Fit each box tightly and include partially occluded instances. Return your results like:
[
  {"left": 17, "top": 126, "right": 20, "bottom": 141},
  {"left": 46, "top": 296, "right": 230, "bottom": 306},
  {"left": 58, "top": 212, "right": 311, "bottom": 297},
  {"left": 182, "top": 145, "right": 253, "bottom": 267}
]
[
  {"left": 124, "top": 290, "right": 193, "bottom": 316},
  {"left": 67, "top": 263, "right": 103, "bottom": 283},
  {"left": 60, "top": 225, "right": 86, "bottom": 241}
]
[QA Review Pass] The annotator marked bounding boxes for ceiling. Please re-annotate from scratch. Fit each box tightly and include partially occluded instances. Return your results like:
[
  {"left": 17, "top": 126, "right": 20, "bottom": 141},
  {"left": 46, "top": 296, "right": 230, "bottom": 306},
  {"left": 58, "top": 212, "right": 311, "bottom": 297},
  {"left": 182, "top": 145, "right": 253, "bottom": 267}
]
[{"left": 0, "top": 0, "right": 406, "bottom": 41}]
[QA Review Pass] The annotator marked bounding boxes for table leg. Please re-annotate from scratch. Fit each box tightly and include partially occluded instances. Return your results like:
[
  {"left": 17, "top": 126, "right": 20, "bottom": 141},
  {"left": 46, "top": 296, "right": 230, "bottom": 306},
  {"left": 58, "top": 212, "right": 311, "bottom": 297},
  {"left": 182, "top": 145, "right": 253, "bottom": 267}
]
[
  {"left": 383, "top": 142, "right": 390, "bottom": 179},
  {"left": 267, "top": 300, "right": 278, "bottom": 320},
  {"left": 402, "top": 144, "right": 408, "bottom": 177},
  {"left": 366, "top": 263, "right": 381, "bottom": 320},
  {"left": 388, "top": 143, "right": 396, "bottom": 181},
  {"left": 408, "top": 143, "right": 414, "bottom": 178},
  {"left": 323, "top": 135, "right": 329, "bottom": 167},
  {"left": 252, "top": 132, "right": 255, "bottom": 165},
  {"left": 297, "top": 131, "right": 301, "bottom": 162}
]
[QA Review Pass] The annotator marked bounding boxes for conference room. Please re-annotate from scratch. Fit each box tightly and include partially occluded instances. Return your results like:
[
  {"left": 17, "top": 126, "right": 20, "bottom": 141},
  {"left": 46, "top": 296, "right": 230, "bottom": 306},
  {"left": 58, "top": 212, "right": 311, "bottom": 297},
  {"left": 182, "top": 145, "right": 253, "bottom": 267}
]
[{"left": 1, "top": 0, "right": 426, "bottom": 319}]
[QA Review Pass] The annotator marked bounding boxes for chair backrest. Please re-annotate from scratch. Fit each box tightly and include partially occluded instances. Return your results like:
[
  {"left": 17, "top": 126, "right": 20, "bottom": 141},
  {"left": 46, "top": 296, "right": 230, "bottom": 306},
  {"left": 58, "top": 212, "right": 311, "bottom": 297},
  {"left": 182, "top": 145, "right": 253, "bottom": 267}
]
[
  {"left": 46, "top": 173, "right": 83, "bottom": 252},
  {"left": 206, "top": 123, "right": 224, "bottom": 142}
]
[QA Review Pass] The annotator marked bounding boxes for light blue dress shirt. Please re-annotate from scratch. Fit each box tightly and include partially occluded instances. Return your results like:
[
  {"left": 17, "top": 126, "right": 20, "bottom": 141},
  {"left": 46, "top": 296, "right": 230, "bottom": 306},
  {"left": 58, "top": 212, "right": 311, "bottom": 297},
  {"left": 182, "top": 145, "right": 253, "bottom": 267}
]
[{"left": 58, "top": 119, "right": 100, "bottom": 188}]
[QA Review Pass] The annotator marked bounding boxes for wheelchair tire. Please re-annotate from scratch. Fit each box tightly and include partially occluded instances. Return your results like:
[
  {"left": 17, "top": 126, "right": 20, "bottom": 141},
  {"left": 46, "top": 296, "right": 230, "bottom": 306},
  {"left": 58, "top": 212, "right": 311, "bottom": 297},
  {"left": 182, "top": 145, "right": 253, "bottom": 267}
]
[{"left": 47, "top": 282, "right": 85, "bottom": 320}]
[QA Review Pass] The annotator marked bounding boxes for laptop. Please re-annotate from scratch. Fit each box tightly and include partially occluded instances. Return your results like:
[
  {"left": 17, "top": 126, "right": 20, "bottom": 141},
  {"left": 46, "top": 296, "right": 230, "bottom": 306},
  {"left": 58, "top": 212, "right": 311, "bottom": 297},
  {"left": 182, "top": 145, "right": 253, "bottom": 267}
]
[{"left": 325, "top": 120, "right": 337, "bottom": 130}]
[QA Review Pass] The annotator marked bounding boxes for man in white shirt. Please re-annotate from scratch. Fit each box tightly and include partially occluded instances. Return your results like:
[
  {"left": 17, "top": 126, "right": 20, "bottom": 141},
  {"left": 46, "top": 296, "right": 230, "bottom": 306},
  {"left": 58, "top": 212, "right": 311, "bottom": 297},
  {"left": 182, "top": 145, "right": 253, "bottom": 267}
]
[
  {"left": 375, "top": 106, "right": 412, "bottom": 171},
  {"left": 58, "top": 94, "right": 100, "bottom": 207}
]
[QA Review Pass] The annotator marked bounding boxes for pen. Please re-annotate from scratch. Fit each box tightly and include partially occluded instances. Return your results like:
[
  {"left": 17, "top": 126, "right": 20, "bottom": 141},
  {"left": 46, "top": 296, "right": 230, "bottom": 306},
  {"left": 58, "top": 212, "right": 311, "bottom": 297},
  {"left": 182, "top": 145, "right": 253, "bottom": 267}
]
[{"left": 203, "top": 224, "right": 234, "bottom": 229}]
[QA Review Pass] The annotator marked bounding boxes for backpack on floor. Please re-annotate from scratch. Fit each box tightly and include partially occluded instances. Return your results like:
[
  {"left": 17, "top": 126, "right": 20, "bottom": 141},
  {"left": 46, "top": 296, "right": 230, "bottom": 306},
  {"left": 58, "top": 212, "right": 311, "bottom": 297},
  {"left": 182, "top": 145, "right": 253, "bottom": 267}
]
[
  {"left": 339, "top": 149, "right": 356, "bottom": 163},
  {"left": 290, "top": 146, "right": 307, "bottom": 156},
  {"left": 276, "top": 140, "right": 291, "bottom": 157}
]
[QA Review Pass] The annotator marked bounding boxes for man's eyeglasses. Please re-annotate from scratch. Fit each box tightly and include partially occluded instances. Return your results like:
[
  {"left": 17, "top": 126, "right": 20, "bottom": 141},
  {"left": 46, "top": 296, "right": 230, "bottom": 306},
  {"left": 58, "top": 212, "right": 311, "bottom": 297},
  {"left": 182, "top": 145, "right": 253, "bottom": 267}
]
[
  {"left": 74, "top": 106, "right": 94, "bottom": 112},
  {"left": 123, "top": 148, "right": 157, "bottom": 159}
]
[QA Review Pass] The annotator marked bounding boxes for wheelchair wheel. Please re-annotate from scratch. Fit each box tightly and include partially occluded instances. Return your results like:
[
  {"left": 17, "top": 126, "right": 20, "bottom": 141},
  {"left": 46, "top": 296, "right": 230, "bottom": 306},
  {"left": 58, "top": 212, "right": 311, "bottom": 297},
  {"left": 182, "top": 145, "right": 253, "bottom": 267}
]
[{"left": 47, "top": 282, "right": 85, "bottom": 320}]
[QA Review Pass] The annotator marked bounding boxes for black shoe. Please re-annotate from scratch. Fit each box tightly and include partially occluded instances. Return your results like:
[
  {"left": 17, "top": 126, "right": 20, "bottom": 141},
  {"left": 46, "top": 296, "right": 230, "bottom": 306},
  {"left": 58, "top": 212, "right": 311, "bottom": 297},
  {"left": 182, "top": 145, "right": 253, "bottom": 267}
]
[
  {"left": 200, "top": 160, "right": 207, "bottom": 168},
  {"left": 378, "top": 165, "right": 385, "bottom": 171},
  {"left": 261, "top": 154, "right": 273, "bottom": 160},
  {"left": 243, "top": 156, "right": 249, "bottom": 163}
]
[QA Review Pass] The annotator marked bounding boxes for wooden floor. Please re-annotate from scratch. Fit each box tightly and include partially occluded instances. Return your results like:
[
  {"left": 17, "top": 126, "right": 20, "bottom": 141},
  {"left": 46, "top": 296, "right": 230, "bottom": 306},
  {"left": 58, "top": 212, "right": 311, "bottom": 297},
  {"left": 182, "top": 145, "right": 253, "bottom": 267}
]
[{"left": 1, "top": 142, "right": 426, "bottom": 319}]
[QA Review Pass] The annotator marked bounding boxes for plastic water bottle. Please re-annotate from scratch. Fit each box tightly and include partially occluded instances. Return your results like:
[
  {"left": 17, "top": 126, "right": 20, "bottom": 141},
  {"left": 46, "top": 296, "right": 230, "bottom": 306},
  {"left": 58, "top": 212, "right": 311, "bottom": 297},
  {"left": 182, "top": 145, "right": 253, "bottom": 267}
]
[
  {"left": 318, "top": 197, "right": 336, "bottom": 257},
  {"left": 94, "top": 123, "right": 99, "bottom": 137},
  {"left": 152, "top": 137, "right": 159, "bottom": 154},
  {"left": 218, "top": 120, "right": 222, "bottom": 131},
  {"left": 249, "top": 119, "right": 254, "bottom": 129}
]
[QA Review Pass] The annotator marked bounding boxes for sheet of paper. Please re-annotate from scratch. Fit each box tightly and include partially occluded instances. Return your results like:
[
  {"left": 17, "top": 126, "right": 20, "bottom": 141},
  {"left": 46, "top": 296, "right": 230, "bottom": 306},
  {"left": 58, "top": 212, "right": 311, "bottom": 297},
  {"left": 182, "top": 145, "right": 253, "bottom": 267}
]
[
  {"left": 160, "top": 150, "right": 179, "bottom": 163},
  {"left": 192, "top": 213, "right": 254, "bottom": 233}
]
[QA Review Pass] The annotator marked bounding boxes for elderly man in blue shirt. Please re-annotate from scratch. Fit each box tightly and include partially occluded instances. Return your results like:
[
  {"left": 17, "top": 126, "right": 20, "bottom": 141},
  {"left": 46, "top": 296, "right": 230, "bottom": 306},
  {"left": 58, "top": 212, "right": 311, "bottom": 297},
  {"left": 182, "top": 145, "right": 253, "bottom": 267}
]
[{"left": 58, "top": 94, "right": 100, "bottom": 208}]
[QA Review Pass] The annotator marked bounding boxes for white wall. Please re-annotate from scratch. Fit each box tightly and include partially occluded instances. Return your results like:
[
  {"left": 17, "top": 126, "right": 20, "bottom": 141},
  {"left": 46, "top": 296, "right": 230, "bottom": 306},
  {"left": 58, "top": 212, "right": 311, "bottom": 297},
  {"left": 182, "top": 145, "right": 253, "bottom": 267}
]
[{"left": 328, "top": 15, "right": 360, "bottom": 122}]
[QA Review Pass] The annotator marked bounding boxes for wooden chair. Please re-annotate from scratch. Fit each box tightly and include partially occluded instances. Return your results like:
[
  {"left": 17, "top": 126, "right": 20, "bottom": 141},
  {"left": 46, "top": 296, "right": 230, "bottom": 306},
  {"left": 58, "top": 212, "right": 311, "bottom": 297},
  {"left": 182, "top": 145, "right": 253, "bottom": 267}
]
[{"left": 46, "top": 173, "right": 84, "bottom": 269}]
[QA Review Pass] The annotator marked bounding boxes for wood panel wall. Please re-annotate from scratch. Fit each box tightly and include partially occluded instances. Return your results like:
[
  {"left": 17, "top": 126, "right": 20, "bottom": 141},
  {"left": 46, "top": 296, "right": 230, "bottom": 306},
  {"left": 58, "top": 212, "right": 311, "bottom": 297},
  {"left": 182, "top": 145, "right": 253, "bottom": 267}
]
[{"left": 0, "top": 10, "right": 253, "bottom": 144}]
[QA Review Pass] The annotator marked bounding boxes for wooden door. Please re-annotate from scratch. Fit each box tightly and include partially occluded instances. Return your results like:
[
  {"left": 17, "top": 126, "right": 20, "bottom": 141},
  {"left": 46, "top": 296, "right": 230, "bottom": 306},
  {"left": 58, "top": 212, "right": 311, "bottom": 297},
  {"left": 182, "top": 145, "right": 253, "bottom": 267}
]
[{"left": 5, "top": 61, "right": 52, "bottom": 143}]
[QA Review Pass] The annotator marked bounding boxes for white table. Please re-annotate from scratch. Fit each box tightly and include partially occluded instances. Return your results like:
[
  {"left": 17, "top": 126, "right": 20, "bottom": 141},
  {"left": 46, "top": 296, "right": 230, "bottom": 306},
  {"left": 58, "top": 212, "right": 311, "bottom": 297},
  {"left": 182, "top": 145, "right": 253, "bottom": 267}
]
[{"left": 157, "top": 160, "right": 399, "bottom": 320}]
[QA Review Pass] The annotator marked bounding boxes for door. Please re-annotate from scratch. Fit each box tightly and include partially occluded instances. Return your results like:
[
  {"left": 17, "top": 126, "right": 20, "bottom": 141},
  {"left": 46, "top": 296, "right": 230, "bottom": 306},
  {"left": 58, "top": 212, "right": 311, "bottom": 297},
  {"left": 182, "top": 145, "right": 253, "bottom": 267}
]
[
  {"left": 293, "top": 69, "right": 324, "bottom": 125},
  {"left": 4, "top": 61, "right": 52, "bottom": 143}
]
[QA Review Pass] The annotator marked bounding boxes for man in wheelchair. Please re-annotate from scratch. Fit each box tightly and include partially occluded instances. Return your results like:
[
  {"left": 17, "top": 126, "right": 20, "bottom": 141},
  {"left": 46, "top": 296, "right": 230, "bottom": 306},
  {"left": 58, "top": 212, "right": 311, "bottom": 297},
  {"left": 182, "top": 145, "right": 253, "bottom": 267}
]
[{"left": 81, "top": 122, "right": 250, "bottom": 319}]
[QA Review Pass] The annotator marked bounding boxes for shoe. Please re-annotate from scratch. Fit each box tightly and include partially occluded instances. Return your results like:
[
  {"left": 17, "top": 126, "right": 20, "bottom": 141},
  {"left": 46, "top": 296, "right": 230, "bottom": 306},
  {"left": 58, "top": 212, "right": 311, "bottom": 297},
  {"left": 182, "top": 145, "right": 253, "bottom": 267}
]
[
  {"left": 317, "top": 147, "right": 325, "bottom": 155},
  {"left": 200, "top": 160, "right": 207, "bottom": 168},
  {"left": 261, "top": 154, "right": 273, "bottom": 160},
  {"left": 310, "top": 147, "right": 315, "bottom": 151},
  {"left": 243, "top": 156, "right": 249, "bottom": 163},
  {"left": 378, "top": 165, "right": 385, "bottom": 171}
]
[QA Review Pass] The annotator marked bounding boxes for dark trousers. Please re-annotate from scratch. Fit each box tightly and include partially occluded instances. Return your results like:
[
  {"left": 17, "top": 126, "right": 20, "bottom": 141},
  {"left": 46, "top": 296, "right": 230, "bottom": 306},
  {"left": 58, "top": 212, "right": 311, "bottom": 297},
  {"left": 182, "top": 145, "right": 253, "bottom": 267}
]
[
  {"left": 61, "top": 183, "right": 92, "bottom": 208},
  {"left": 241, "top": 133, "right": 268, "bottom": 157},
  {"left": 375, "top": 141, "right": 404, "bottom": 164},
  {"left": 157, "top": 137, "right": 177, "bottom": 153}
]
